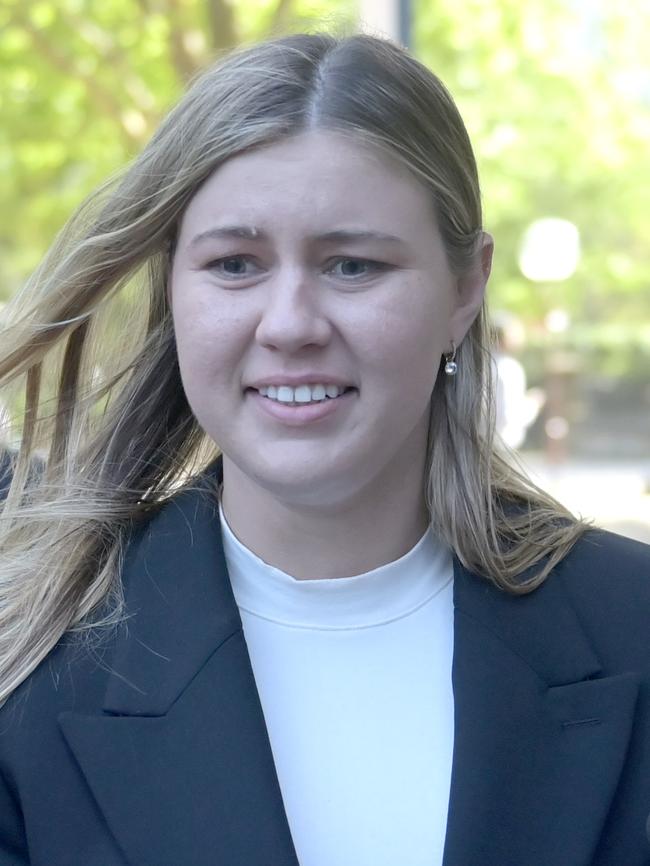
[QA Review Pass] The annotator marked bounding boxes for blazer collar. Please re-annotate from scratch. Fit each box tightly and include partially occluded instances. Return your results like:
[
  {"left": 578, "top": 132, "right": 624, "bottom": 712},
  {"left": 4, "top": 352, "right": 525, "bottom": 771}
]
[
  {"left": 444, "top": 555, "right": 639, "bottom": 865},
  {"left": 59, "top": 472, "right": 300, "bottom": 866},
  {"left": 102, "top": 474, "right": 240, "bottom": 716},
  {"left": 60, "top": 475, "right": 639, "bottom": 866}
]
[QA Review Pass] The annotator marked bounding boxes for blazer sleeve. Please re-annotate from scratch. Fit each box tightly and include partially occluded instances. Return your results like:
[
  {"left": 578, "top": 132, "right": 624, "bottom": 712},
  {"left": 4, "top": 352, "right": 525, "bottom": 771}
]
[
  {"left": 0, "top": 453, "right": 26, "bottom": 861},
  {"left": 0, "top": 767, "right": 29, "bottom": 864}
]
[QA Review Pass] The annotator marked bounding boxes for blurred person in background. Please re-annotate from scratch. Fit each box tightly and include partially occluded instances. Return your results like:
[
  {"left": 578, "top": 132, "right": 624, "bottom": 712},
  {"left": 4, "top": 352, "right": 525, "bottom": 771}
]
[
  {"left": 0, "top": 31, "right": 649, "bottom": 866},
  {"left": 493, "top": 311, "right": 545, "bottom": 450}
]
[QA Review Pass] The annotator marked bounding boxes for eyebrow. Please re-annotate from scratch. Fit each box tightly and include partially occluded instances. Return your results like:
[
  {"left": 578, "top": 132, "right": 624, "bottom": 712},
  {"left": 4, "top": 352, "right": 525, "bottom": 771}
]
[{"left": 187, "top": 225, "right": 409, "bottom": 249}]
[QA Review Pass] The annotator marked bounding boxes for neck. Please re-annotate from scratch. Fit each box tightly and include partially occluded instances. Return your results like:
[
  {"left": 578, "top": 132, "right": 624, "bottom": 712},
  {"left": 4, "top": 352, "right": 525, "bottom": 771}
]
[{"left": 220, "top": 455, "right": 430, "bottom": 581}]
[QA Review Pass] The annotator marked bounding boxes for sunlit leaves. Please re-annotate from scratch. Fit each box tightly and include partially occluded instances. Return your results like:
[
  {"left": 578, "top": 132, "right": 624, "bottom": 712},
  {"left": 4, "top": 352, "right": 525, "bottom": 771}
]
[{"left": 414, "top": 0, "right": 650, "bottom": 330}]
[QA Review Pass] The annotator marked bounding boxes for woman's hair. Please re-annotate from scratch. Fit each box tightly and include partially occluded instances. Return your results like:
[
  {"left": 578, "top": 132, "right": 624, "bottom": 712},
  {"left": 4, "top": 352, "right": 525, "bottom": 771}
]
[{"left": 0, "top": 31, "right": 587, "bottom": 705}]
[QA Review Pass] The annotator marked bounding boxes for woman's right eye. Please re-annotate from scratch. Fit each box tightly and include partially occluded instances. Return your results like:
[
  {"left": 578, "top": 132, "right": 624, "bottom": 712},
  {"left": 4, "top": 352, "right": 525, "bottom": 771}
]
[{"left": 206, "top": 255, "right": 261, "bottom": 279}]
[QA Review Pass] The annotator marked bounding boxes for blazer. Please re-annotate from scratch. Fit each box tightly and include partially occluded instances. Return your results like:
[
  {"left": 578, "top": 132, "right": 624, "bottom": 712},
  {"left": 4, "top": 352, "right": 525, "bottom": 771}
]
[{"left": 1, "top": 474, "right": 650, "bottom": 866}]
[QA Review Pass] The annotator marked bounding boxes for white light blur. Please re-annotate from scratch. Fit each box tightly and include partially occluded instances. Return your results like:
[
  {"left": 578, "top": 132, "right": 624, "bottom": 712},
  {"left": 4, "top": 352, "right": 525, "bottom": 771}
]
[
  {"left": 358, "top": 0, "right": 400, "bottom": 39},
  {"left": 545, "top": 308, "right": 571, "bottom": 333},
  {"left": 519, "top": 218, "right": 581, "bottom": 282}
]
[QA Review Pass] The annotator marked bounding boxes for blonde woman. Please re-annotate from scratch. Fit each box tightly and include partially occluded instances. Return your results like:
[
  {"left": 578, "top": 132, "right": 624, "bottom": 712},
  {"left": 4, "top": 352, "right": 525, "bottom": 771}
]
[{"left": 1, "top": 32, "right": 649, "bottom": 866}]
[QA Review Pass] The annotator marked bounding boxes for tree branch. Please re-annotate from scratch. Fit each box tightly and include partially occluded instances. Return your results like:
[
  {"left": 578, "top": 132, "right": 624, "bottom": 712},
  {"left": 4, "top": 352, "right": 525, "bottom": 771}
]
[
  {"left": 271, "top": 0, "right": 294, "bottom": 33},
  {"left": 205, "top": 0, "right": 237, "bottom": 53},
  {"left": 164, "top": 0, "right": 205, "bottom": 82}
]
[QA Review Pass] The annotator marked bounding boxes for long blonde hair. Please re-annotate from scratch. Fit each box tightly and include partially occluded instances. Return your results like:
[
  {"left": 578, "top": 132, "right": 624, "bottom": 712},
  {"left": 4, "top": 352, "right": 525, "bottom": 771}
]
[{"left": 0, "top": 32, "right": 586, "bottom": 706}]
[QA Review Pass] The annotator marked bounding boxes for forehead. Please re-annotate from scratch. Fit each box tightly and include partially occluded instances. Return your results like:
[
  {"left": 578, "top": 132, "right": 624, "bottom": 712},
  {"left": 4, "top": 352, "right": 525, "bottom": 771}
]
[{"left": 178, "top": 130, "right": 437, "bottom": 238}]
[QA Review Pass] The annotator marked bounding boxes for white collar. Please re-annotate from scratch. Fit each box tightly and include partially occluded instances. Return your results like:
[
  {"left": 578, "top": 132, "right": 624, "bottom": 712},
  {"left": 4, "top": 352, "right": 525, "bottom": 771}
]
[{"left": 219, "top": 503, "right": 453, "bottom": 630}]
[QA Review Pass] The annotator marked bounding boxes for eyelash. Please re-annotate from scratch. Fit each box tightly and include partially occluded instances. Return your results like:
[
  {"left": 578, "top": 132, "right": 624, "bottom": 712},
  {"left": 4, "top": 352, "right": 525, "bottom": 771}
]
[
  {"left": 205, "top": 256, "right": 257, "bottom": 279},
  {"left": 328, "top": 258, "right": 389, "bottom": 279},
  {"left": 205, "top": 255, "right": 390, "bottom": 281}
]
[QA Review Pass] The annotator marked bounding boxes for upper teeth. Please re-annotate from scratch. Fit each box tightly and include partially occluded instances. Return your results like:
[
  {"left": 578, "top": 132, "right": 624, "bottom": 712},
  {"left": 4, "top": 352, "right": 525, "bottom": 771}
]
[{"left": 258, "top": 384, "right": 345, "bottom": 403}]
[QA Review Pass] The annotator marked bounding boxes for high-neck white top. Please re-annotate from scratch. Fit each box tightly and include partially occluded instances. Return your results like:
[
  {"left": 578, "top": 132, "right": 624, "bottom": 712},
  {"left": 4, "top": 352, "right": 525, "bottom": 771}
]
[{"left": 220, "top": 506, "right": 455, "bottom": 866}]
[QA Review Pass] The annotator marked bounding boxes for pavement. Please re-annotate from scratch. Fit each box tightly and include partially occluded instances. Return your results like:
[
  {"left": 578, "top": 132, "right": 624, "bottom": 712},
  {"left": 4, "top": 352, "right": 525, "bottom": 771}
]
[{"left": 517, "top": 451, "right": 650, "bottom": 544}]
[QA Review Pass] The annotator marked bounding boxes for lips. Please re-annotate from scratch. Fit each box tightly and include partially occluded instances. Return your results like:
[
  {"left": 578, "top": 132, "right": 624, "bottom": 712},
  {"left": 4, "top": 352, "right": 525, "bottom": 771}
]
[{"left": 247, "top": 386, "right": 356, "bottom": 425}]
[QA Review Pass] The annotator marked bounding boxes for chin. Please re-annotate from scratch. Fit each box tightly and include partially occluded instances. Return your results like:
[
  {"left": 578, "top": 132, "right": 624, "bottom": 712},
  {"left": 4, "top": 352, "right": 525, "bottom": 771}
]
[
  {"left": 229, "top": 450, "right": 365, "bottom": 511},
  {"left": 258, "top": 469, "right": 354, "bottom": 509}
]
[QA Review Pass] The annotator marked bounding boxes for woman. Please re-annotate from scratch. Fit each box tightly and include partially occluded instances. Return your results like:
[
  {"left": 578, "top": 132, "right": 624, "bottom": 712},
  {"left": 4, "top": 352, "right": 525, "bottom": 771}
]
[{"left": 1, "top": 32, "right": 649, "bottom": 866}]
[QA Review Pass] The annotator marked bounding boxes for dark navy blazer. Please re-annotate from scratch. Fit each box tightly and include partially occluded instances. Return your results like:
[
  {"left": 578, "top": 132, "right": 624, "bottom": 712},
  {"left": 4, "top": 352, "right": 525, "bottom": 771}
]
[{"left": 1, "top": 475, "right": 650, "bottom": 865}]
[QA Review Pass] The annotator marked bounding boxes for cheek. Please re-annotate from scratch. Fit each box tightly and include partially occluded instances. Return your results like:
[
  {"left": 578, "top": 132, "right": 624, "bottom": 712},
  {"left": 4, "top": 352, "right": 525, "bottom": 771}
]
[
  {"left": 360, "top": 304, "right": 446, "bottom": 389},
  {"left": 172, "top": 302, "right": 240, "bottom": 405},
  {"left": 173, "top": 287, "right": 240, "bottom": 361}
]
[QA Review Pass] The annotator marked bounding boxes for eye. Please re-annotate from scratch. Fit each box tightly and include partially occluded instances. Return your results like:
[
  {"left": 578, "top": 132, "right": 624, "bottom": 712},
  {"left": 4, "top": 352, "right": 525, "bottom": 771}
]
[
  {"left": 206, "top": 255, "right": 262, "bottom": 280},
  {"left": 326, "top": 258, "right": 389, "bottom": 280}
]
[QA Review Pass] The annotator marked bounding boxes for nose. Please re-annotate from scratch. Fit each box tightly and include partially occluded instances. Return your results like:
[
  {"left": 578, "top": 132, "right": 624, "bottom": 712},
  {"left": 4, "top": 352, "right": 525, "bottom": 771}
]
[{"left": 254, "top": 267, "right": 332, "bottom": 353}]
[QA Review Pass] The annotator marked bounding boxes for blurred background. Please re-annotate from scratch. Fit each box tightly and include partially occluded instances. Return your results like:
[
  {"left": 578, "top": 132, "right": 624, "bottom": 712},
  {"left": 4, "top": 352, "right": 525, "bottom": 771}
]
[{"left": 0, "top": 0, "right": 648, "bottom": 540}]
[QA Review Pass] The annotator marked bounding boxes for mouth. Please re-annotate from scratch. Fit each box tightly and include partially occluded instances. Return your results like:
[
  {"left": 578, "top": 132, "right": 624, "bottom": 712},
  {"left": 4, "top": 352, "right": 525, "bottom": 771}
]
[
  {"left": 245, "top": 383, "right": 357, "bottom": 426},
  {"left": 247, "top": 383, "right": 357, "bottom": 406}
]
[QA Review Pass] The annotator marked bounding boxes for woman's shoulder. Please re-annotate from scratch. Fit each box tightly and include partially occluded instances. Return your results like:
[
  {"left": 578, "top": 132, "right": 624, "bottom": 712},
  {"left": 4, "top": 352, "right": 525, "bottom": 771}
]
[
  {"left": 556, "top": 526, "right": 650, "bottom": 592},
  {"left": 0, "top": 512, "right": 159, "bottom": 733},
  {"left": 553, "top": 528, "right": 650, "bottom": 670},
  {"left": 0, "top": 627, "right": 120, "bottom": 736},
  {"left": 0, "top": 478, "right": 231, "bottom": 738}
]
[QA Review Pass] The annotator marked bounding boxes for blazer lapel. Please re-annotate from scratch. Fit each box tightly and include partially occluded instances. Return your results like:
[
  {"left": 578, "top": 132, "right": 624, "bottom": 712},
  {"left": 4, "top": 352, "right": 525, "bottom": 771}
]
[
  {"left": 443, "top": 555, "right": 640, "bottom": 866},
  {"left": 59, "top": 479, "right": 299, "bottom": 866}
]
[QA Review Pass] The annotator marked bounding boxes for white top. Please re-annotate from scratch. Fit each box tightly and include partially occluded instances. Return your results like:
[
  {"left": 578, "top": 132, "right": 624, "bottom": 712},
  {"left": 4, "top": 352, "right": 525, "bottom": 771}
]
[{"left": 220, "top": 506, "right": 455, "bottom": 866}]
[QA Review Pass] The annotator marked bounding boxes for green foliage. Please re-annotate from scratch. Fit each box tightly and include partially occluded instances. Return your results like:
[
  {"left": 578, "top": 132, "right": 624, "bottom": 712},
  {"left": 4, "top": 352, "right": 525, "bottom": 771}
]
[
  {"left": 414, "top": 0, "right": 650, "bottom": 335},
  {"left": 1, "top": 0, "right": 648, "bottom": 360}
]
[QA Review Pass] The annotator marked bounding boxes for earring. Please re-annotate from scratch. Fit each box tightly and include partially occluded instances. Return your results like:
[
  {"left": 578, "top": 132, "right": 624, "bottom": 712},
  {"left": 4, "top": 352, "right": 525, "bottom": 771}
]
[{"left": 444, "top": 342, "right": 458, "bottom": 376}]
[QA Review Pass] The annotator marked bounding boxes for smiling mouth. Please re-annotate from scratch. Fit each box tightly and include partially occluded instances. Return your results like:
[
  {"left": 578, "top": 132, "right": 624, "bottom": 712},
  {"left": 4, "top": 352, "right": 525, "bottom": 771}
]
[{"left": 249, "top": 384, "right": 356, "bottom": 406}]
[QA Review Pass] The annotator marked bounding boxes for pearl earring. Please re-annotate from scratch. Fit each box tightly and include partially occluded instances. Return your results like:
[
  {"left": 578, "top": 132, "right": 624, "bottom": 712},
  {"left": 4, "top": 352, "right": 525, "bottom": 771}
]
[{"left": 444, "top": 342, "right": 458, "bottom": 376}]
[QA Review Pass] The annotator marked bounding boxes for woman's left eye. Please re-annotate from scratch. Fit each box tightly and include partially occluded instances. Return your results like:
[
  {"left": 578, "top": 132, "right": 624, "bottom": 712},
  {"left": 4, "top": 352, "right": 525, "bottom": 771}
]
[
  {"left": 326, "top": 258, "right": 388, "bottom": 279},
  {"left": 206, "top": 255, "right": 262, "bottom": 279}
]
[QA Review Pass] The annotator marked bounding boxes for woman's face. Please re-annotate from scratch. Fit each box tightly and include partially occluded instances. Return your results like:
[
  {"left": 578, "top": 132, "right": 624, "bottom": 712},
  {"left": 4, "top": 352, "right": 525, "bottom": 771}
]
[{"left": 170, "top": 130, "right": 488, "bottom": 508}]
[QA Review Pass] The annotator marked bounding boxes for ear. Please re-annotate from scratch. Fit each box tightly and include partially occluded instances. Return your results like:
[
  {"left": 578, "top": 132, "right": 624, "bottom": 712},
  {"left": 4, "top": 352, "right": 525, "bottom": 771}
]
[{"left": 448, "top": 231, "right": 494, "bottom": 346}]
